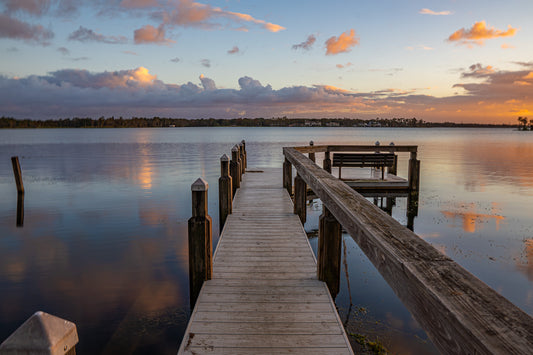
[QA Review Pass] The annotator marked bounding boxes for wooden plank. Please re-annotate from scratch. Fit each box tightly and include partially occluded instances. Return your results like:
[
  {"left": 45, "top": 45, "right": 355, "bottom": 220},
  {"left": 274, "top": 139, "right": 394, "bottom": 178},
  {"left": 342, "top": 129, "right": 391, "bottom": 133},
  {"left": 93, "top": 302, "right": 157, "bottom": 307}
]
[
  {"left": 284, "top": 146, "right": 533, "bottom": 355},
  {"left": 179, "top": 167, "right": 353, "bottom": 354}
]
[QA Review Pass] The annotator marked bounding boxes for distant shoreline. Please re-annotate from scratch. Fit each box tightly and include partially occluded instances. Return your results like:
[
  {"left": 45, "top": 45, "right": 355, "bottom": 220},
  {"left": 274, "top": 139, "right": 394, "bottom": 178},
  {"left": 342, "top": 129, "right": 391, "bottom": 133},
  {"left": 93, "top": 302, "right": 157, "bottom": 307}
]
[{"left": 0, "top": 117, "right": 519, "bottom": 129}]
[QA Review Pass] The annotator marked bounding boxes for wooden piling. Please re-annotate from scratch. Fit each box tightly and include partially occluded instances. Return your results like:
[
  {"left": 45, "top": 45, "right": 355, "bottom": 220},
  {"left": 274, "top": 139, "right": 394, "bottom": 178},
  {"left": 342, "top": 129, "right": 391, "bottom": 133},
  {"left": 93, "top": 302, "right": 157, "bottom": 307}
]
[
  {"left": 0, "top": 311, "right": 78, "bottom": 355},
  {"left": 11, "top": 156, "right": 24, "bottom": 194},
  {"left": 293, "top": 173, "right": 306, "bottom": 223},
  {"left": 239, "top": 142, "right": 245, "bottom": 175},
  {"left": 283, "top": 158, "right": 292, "bottom": 196},
  {"left": 408, "top": 152, "right": 420, "bottom": 192},
  {"left": 318, "top": 207, "right": 342, "bottom": 298},
  {"left": 308, "top": 141, "right": 315, "bottom": 163},
  {"left": 241, "top": 140, "right": 247, "bottom": 169},
  {"left": 323, "top": 151, "right": 332, "bottom": 173},
  {"left": 230, "top": 146, "right": 240, "bottom": 196},
  {"left": 219, "top": 154, "right": 232, "bottom": 233},
  {"left": 188, "top": 178, "right": 212, "bottom": 309},
  {"left": 235, "top": 145, "right": 243, "bottom": 182}
]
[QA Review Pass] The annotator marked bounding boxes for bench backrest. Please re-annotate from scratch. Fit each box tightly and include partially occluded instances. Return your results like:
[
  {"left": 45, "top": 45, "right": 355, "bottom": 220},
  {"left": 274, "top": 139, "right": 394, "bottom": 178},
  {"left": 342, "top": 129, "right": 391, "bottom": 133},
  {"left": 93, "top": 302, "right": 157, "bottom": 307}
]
[{"left": 332, "top": 153, "right": 395, "bottom": 167}]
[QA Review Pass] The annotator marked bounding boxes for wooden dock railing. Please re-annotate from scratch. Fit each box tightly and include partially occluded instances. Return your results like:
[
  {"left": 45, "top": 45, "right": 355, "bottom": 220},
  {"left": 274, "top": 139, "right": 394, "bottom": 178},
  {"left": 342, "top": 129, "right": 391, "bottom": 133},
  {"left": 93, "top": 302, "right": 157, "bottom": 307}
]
[{"left": 283, "top": 145, "right": 533, "bottom": 354}]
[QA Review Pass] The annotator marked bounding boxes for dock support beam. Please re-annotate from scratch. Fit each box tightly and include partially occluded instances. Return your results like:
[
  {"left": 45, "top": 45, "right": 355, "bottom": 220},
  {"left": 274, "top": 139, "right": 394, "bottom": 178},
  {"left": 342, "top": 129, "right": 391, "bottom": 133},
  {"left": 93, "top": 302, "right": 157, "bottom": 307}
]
[
  {"left": 308, "top": 141, "right": 315, "bottom": 163},
  {"left": 283, "top": 158, "right": 292, "bottom": 196},
  {"left": 219, "top": 155, "right": 232, "bottom": 233},
  {"left": 318, "top": 207, "right": 342, "bottom": 298},
  {"left": 188, "top": 178, "right": 212, "bottom": 309},
  {"left": 294, "top": 173, "right": 306, "bottom": 224},
  {"left": 323, "top": 151, "right": 332, "bottom": 173},
  {"left": 230, "top": 146, "right": 240, "bottom": 196}
]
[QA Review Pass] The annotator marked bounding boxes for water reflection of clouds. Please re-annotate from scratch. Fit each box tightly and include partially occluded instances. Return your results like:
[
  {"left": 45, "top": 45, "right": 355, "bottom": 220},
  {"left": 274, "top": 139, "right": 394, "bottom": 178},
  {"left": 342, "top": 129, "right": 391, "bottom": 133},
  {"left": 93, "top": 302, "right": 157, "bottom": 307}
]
[{"left": 441, "top": 202, "right": 505, "bottom": 233}]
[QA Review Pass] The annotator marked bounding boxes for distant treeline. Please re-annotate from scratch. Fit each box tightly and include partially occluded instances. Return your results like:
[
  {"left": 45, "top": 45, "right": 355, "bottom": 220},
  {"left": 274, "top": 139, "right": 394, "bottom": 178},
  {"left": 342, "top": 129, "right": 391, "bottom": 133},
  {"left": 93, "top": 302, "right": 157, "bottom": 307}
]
[{"left": 0, "top": 116, "right": 517, "bottom": 129}]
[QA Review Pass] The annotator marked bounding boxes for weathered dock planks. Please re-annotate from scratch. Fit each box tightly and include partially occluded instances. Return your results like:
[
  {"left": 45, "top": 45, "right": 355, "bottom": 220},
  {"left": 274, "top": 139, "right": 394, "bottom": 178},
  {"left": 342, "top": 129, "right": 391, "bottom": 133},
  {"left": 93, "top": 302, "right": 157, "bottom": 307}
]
[{"left": 178, "top": 168, "right": 353, "bottom": 354}]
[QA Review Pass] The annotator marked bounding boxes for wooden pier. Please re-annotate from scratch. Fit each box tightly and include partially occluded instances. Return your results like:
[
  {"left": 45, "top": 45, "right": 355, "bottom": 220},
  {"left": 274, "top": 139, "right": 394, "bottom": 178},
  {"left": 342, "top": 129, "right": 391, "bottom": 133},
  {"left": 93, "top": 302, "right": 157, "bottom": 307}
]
[
  {"left": 178, "top": 167, "right": 353, "bottom": 354},
  {"left": 179, "top": 142, "right": 533, "bottom": 354}
]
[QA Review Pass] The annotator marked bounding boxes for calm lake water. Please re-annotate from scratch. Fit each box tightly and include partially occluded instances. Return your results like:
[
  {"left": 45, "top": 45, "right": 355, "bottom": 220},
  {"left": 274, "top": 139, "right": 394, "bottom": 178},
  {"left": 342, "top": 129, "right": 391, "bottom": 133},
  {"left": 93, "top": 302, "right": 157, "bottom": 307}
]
[{"left": 1, "top": 127, "right": 532, "bottom": 354}]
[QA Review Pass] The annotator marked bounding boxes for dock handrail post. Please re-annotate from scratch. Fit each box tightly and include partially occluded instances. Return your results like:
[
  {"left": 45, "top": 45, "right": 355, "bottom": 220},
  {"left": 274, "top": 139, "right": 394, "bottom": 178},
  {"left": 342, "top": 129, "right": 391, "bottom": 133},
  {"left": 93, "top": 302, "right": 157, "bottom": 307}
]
[
  {"left": 241, "top": 140, "right": 247, "bottom": 169},
  {"left": 293, "top": 173, "right": 306, "bottom": 223},
  {"left": 188, "top": 178, "right": 213, "bottom": 309},
  {"left": 230, "top": 146, "right": 241, "bottom": 196},
  {"left": 408, "top": 151, "right": 420, "bottom": 193},
  {"left": 219, "top": 155, "right": 232, "bottom": 233},
  {"left": 235, "top": 144, "right": 243, "bottom": 182},
  {"left": 283, "top": 158, "right": 292, "bottom": 196},
  {"left": 323, "top": 150, "right": 332, "bottom": 173},
  {"left": 318, "top": 207, "right": 342, "bottom": 298},
  {"left": 308, "top": 141, "right": 316, "bottom": 163},
  {"left": 0, "top": 311, "right": 78, "bottom": 355},
  {"left": 11, "top": 156, "right": 24, "bottom": 194},
  {"left": 239, "top": 141, "right": 246, "bottom": 174}
]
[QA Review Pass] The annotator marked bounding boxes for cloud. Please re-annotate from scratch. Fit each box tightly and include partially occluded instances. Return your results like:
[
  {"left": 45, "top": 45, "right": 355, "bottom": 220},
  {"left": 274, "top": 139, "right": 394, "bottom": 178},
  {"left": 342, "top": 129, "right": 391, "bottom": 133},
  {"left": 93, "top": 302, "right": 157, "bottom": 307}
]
[
  {"left": 120, "top": 0, "right": 159, "bottom": 8},
  {"left": 2, "top": 64, "right": 533, "bottom": 123},
  {"left": 122, "top": 50, "right": 138, "bottom": 55},
  {"left": 200, "top": 59, "right": 210, "bottom": 68},
  {"left": 448, "top": 21, "right": 518, "bottom": 46},
  {"left": 325, "top": 29, "right": 359, "bottom": 55},
  {"left": 134, "top": 24, "right": 174, "bottom": 44},
  {"left": 501, "top": 43, "right": 514, "bottom": 49},
  {"left": 199, "top": 74, "right": 216, "bottom": 90},
  {"left": 336, "top": 62, "right": 353, "bottom": 69},
  {"left": 161, "top": 0, "right": 285, "bottom": 32},
  {"left": 292, "top": 34, "right": 316, "bottom": 50},
  {"left": 227, "top": 46, "right": 239, "bottom": 54},
  {"left": 461, "top": 63, "right": 495, "bottom": 78},
  {"left": 419, "top": 8, "right": 451, "bottom": 16},
  {"left": 57, "top": 46, "right": 69, "bottom": 55},
  {"left": 2, "top": 0, "right": 51, "bottom": 15},
  {"left": 69, "top": 26, "right": 128, "bottom": 44},
  {"left": 0, "top": 13, "right": 54, "bottom": 45},
  {"left": 170, "top": 57, "right": 180, "bottom": 63}
]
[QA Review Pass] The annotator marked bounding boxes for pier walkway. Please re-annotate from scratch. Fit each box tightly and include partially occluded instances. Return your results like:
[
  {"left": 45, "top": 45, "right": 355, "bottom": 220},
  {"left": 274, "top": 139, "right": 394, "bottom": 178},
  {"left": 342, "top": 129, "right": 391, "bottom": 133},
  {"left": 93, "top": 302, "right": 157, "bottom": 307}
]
[{"left": 178, "top": 168, "right": 353, "bottom": 354}]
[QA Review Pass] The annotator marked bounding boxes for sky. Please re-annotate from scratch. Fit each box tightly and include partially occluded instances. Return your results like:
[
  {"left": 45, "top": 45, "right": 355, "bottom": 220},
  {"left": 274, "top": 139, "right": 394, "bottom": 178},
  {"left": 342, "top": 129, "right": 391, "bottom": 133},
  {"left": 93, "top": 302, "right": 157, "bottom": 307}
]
[{"left": 1, "top": 0, "right": 532, "bottom": 123}]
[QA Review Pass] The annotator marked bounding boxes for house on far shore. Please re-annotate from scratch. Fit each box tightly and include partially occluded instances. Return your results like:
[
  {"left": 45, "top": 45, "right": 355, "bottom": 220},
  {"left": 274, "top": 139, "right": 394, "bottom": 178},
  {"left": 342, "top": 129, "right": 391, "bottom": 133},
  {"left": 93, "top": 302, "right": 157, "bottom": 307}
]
[{"left": 305, "top": 120, "right": 322, "bottom": 127}]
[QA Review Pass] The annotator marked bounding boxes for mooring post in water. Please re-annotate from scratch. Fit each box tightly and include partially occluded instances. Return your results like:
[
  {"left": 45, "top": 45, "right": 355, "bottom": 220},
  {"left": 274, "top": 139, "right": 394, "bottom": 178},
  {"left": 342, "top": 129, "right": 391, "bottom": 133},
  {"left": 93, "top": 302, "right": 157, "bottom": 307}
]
[
  {"left": 11, "top": 156, "right": 24, "bottom": 194},
  {"left": 219, "top": 154, "right": 232, "bottom": 233},
  {"left": 308, "top": 141, "right": 315, "bottom": 163},
  {"left": 318, "top": 207, "right": 342, "bottom": 298},
  {"left": 0, "top": 311, "right": 78, "bottom": 355},
  {"left": 283, "top": 158, "right": 292, "bottom": 196},
  {"left": 323, "top": 150, "right": 332, "bottom": 173},
  {"left": 293, "top": 173, "right": 307, "bottom": 223},
  {"left": 241, "top": 140, "right": 247, "bottom": 169},
  {"left": 230, "top": 146, "right": 240, "bottom": 196},
  {"left": 188, "top": 178, "right": 212, "bottom": 309}
]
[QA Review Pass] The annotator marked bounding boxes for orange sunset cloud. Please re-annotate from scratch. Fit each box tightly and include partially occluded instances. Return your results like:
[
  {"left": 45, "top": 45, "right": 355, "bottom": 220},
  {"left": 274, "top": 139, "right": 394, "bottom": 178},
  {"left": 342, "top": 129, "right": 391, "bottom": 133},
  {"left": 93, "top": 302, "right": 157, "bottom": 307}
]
[
  {"left": 325, "top": 29, "right": 359, "bottom": 55},
  {"left": 448, "top": 21, "right": 518, "bottom": 46},
  {"left": 134, "top": 24, "right": 174, "bottom": 44}
]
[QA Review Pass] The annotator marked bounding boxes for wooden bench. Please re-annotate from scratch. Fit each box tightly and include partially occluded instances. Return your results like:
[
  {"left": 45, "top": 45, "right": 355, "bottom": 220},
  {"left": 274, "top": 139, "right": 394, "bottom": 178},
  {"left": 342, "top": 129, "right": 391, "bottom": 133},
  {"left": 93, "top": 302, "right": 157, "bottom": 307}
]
[{"left": 332, "top": 153, "right": 395, "bottom": 179}]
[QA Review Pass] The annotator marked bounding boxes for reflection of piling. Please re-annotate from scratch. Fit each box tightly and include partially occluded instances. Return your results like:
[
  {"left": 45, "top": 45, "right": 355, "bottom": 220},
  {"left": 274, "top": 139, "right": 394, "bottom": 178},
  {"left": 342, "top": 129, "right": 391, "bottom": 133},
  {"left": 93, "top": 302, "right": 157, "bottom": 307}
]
[
  {"left": 219, "top": 155, "right": 232, "bottom": 233},
  {"left": 318, "top": 207, "right": 342, "bottom": 298},
  {"left": 188, "top": 178, "right": 212, "bottom": 310},
  {"left": 0, "top": 311, "right": 78, "bottom": 355},
  {"left": 16, "top": 193, "right": 24, "bottom": 227},
  {"left": 11, "top": 156, "right": 24, "bottom": 194}
]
